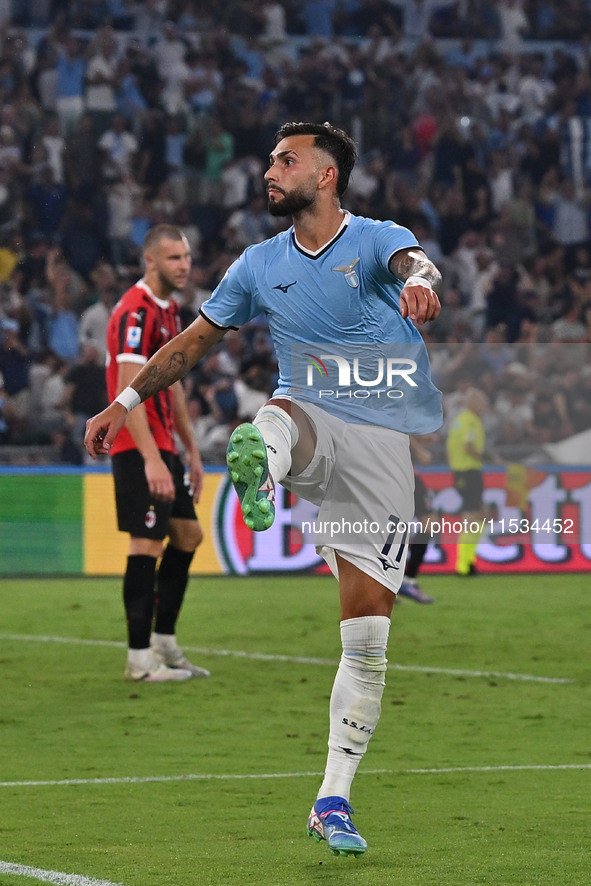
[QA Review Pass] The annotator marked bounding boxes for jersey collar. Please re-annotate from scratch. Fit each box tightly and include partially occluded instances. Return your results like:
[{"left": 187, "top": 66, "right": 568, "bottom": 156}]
[
  {"left": 292, "top": 210, "right": 351, "bottom": 258},
  {"left": 136, "top": 278, "right": 172, "bottom": 309}
]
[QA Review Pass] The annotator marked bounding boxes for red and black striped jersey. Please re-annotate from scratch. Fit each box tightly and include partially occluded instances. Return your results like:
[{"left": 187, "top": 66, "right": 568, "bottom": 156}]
[{"left": 106, "top": 280, "right": 182, "bottom": 455}]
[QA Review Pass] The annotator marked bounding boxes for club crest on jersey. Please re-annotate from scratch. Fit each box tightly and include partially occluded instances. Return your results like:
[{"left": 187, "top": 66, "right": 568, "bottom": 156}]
[
  {"left": 332, "top": 257, "right": 360, "bottom": 288},
  {"left": 126, "top": 326, "right": 142, "bottom": 348}
]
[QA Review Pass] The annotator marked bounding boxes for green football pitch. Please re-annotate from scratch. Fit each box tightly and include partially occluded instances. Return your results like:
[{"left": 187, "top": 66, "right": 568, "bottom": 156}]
[{"left": 0, "top": 573, "right": 589, "bottom": 886}]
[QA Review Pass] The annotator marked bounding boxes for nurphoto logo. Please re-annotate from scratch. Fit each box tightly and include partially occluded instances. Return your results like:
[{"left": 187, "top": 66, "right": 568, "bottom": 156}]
[{"left": 303, "top": 351, "right": 418, "bottom": 399}]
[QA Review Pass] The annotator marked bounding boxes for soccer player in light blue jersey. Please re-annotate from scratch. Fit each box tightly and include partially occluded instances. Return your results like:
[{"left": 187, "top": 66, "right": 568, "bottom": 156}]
[{"left": 85, "top": 122, "right": 443, "bottom": 857}]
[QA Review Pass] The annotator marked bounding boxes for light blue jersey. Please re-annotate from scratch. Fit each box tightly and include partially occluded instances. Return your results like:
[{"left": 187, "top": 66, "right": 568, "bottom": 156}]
[{"left": 201, "top": 212, "right": 442, "bottom": 434}]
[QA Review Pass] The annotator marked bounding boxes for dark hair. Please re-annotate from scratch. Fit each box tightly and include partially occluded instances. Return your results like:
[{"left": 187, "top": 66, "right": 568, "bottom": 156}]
[
  {"left": 142, "top": 224, "right": 186, "bottom": 253},
  {"left": 274, "top": 121, "right": 358, "bottom": 198}
]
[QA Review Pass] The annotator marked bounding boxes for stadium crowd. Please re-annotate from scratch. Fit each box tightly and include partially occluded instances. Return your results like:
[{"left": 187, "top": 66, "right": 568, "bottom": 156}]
[{"left": 0, "top": 0, "right": 590, "bottom": 462}]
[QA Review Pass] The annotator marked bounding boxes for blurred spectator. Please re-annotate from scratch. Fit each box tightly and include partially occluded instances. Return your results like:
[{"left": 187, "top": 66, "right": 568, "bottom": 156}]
[
  {"left": 185, "top": 263, "right": 212, "bottom": 314},
  {"left": 197, "top": 116, "right": 235, "bottom": 205},
  {"left": 152, "top": 20, "right": 188, "bottom": 83},
  {"left": 530, "top": 383, "right": 568, "bottom": 444},
  {"left": 497, "top": 178, "right": 537, "bottom": 262},
  {"left": 221, "top": 155, "right": 265, "bottom": 211},
  {"left": 0, "top": 122, "right": 25, "bottom": 178},
  {"left": 195, "top": 385, "right": 240, "bottom": 462},
  {"left": 221, "top": 193, "right": 276, "bottom": 252},
  {"left": 116, "top": 53, "right": 149, "bottom": 126},
  {"left": 32, "top": 41, "right": 58, "bottom": 112},
  {"left": 98, "top": 112, "right": 139, "bottom": 182},
  {"left": 551, "top": 296, "right": 587, "bottom": 341},
  {"left": 437, "top": 188, "right": 470, "bottom": 255},
  {"left": 485, "top": 263, "right": 521, "bottom": 340},
  {"left": 216, "top": 330, "right": 244, "bottom": 378},
  {"left": 0, "top": 162, "right": 19, "bottom": 232},
  {"left": 39, "top": 112, "right": 66, "bottom": 183},
  {"left": 64, "top": 340, "right": 108, "bottom": 456},
  {"left": 25, "top": 164, "right": 68, "bottom": 239},
  {"left": 27, "top": 346, "right": 60, "bottom": 426},
  {"left": 0, "top": 232, "right": 24, "bottom": 284},
  {"left": 449, "top": 230, "right": 486, "bottom": 303},
  {"left": 137, "top": 108, "right": 167, "bottom": 192},
  {"left": 488, "top": 149, "right": 516, "bottom": 216},
  {"left": 163, "top": 114, "right": 188, "bottom": 204},
  {"left": 186, "top": 393, "right": 217, "bottom": 453},
  {"left": 0, "top": 317, "right": 30, "bottom": 437},
  {"left": 106, "top": 174, "right": 143, "bottom": 269},
  {"left": 186, "top": 50, "right": 224, "bottom": 114},
  {"left": 61, "top": 198, "right": 109, "bottom": 282},
  {"left": 496, "top": 0, "right": 530, "bottom": 54},
  {"left": 494, "top": 362, "right": 535, "bottom": 444},
  {"left": 85, "top": 25, "right": 119, "bottom": 135},
  {"left": 427, "top": 286, "right": 473, "bottom": 341},
  {"left": 431, "top": 112, "right": 468, "bottom": 191},
  {"left": 121, "top": 37, "right": 161, "bottom": 110},
  {"left": 173, "top": 204, "right": 203, "bottom": 258},
  {"left": 151, "top": 180, "right": 178, "bottom": 223},
  {"left": 64, "top": 112, "right": 102, "bottom": 197},
  {"left": 478, "top": 326, "right": 514, "bottom": 376},
  {"left": 234, "top": 354, "right": 273, "bottom": 420},
  {"left": 55, "top": 35, "right": 87, "bottom": 136},
  {"left": 78, "top": 260, "right": 119, "bottom": 360},
  {"left": 37, "top": 353, "right": 69, "bottom": 436},
  {"left": 516, "top": 53, "right": 555, "bottom": 123},
  {"left": 550, "top": 178, "right": 590, "bottom": 255},
  {"left": 45, "top": 256, "right": 81, "bottom": 361}
]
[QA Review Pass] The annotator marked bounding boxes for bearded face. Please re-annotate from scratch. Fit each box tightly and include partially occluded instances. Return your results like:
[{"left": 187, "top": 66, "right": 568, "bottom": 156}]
[{"left": 267, "top": 184, "right": 316, "bottom": 217}]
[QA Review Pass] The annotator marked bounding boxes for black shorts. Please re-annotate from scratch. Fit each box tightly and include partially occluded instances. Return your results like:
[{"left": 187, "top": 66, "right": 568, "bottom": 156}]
[
  {"left": 112, "top": 449, "right": 197, "bottom": 540},
  {"left": 453, "top": 469, "right": 484, "bottom": 511}
]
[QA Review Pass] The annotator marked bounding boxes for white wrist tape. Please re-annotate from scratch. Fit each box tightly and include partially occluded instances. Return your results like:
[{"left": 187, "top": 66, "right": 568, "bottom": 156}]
[
  {"left": 405, "top": 275, "right": 434, "bottom": 291},
  {"left": 114, "top": 386, "right": 141, "bottom": 413}
]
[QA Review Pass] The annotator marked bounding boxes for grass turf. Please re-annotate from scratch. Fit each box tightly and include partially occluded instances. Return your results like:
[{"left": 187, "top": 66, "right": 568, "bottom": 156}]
[{"left": 0, "top": 573, "right": 589, "bottom": 886}]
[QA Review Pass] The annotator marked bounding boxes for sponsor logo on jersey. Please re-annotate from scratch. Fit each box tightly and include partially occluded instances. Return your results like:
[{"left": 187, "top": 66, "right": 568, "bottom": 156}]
[
  {"left": 342, "top": 718, "right": 374, "bottom": 735},
  {"left": 339, "top": 746, "right": 363, "bottom": 756},
  {"left": 144, "top": 507, "right": 157, "bottom": 529},
  {"left": 126, "top": 326, "right": 142, "bottom": 348},
  {"left": 332, "top": 257, "right": 360, "bottom": 288},
  {"left": 273, "top": 280, "right": 297, "bottom": 293},
  {"left": 378, "top": 556, "right": 399, "bottom": 571}
]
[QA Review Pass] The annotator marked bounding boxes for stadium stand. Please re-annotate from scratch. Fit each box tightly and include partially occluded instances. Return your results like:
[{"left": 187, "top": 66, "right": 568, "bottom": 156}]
[{"left": 0, "top": 0, "right": 590, "bottom": 462}]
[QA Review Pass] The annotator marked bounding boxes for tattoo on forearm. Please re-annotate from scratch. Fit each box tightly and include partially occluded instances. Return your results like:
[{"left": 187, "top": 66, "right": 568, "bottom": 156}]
[
  {"left": 136, "top": 350, "right": 188, "bottom": 402},
  {"left": 391, "top": 253, "right": 442, "bottom": 289}
]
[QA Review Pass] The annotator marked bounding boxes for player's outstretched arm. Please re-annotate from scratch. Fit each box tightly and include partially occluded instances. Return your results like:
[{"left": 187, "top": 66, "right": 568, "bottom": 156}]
[
  {"left": 84, "top": 316, "right": 226, "bottom": 458},
  {"left": 389, "top": 248, "right": 442, "bottom": 323}
]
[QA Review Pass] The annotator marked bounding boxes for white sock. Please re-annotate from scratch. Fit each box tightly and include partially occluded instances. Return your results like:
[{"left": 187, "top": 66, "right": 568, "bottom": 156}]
[
  {"left": 128, "top": 647, "right": 153, "bottom": 668},
  {"left": 317, "top": 615, "right": 390, "bottom": 802},
  {"left": 253, "top": 403, "right": 299, "bottom": 484},
  {"left": 151, "top": 632, "right": 179, "bottom": 651}
]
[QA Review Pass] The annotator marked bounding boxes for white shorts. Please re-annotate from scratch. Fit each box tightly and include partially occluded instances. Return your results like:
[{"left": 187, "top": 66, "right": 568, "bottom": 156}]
[{"left": 278, "top": 397, "right": 414, "bottom": 593}]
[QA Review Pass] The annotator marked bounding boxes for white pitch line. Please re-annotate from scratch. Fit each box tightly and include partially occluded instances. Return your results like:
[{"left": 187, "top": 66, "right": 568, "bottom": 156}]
[
  {"left": 2, "top": 767, "right": 589, "bottom": 885},
  {"left": 0, "top": 860, "right": 126, "bottom": 886},
  {"left": 0, "top": 634, "right": 574, "bottom": 684},
  {"left": 1, "top": 764, "right": 590, "bottom": 789}
]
